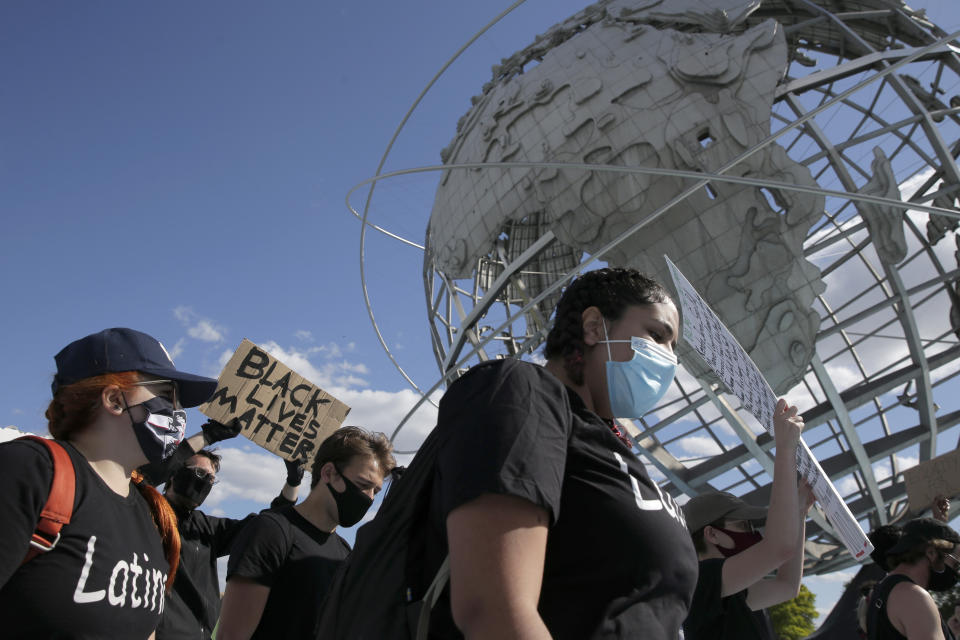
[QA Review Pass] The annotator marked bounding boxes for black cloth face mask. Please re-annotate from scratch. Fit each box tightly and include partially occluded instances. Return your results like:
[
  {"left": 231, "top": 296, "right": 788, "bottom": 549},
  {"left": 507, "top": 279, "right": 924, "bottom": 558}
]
[
  {"left": 169, "top": 465, "right": 214, "bottom": 509},
  {"left": 326, "top": 464, "right": 374, "bottom": 527},
  {"left": 928, "top": 554, "right": 960, "bottom": 592},
  {"left": 123, "top": 394, "right": 186, "bottom": 465}
]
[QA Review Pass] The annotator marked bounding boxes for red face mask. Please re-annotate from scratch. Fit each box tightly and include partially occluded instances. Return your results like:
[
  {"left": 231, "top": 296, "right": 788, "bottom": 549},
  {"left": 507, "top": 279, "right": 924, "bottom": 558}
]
[{"left": 714, "top": 526, "right": 763, "bottom": 557}]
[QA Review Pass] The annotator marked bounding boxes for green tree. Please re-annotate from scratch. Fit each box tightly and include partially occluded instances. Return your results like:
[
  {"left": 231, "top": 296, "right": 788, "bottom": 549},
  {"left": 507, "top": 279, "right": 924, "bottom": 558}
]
[{"left": 769, "top": 584, "right": 819, "bottom": 640}]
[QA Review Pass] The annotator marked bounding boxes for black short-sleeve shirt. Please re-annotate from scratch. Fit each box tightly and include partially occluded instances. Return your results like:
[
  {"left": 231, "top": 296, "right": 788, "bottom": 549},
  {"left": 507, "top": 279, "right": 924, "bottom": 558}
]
[
  {"left": 426, "top": 359, "right": 698, "bottom": 639},
  {"left": 683, "top": 558, "right": 774, "bottom": 640},
  {"left": 226, "top": 505, "right": 350, "bottom": 639},
  {"left": 0, "top": 438, "right": 170, "bottom": 639}
]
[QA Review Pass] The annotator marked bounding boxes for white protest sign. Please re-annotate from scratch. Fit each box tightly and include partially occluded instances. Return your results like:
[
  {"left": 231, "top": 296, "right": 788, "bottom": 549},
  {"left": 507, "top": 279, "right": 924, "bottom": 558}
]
[
  {"left": 199, "top": 339, "right": 351, "bottom": 463},
  {"left": 665, "top": 256, "right": 873, "bottom": 561},
  {"left": 903, "top": 447, "right": 960, "bottom": 513}
]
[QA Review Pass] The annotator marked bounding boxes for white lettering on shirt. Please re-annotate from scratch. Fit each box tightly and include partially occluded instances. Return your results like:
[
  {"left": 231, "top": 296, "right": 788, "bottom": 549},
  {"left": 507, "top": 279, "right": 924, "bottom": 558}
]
[
  {"left": 129, "top": 553, "right": 143, "bottom": 607},
  {"left": 109, "top": 558, "right": 130, "bottom": 606},
  {"left": 153, "top": 569, "right": 166, "bottom": 613},
  {"left": 73, "top": 536, "right": 106, "bottom": 603},
  {"left": 70, "top": 535, "right": 167, "bottom": 612},
  {"left": 613, "top": 452, "right": 687, "bottom": 527}
]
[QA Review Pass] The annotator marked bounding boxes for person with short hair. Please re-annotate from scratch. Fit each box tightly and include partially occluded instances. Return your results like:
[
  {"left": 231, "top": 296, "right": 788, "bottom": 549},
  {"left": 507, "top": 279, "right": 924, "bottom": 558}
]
[
  {"left": 0, "top": 327, "right": 218, "bottom": 639},
  {"left": 142, "top": 422, "right": 305, "bottom": 640},
  {"left": 681, "top": 399, "right": 811, "bottom": 640},
  {"left": 217, "top": 426, "right": 395, "bottom": 640},
  {"left": 867, "top": 517, "right": 960, "bottom": 640}
]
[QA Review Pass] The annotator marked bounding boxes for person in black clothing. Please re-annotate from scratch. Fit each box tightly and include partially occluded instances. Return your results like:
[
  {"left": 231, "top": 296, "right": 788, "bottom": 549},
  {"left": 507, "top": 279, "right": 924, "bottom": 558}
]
[
  {"left": 140, "top": 419, "right": 306, "bottom": 640},
  {"left": 218, "top": 426, "right": 396, "bottom": 639},
  {"left": 856, "top": 497, "right": 952, "bottom": 638},
  {"left": 0, "top": 327, "right": 217, "bottom": 639},
  {"left": 416, "top": 267, "right": 697, "bottom": 639},
  {"left": 681, "top": 447, "right": 814, "bottom": 640},
  {"left": 867, "top": 517, "right": 960, "bottom": 640}
]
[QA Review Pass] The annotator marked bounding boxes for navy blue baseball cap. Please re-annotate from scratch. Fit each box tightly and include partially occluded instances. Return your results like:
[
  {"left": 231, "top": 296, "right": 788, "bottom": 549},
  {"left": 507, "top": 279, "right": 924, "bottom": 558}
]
[{"left": 52, "top": 328, "right": 218, "bottom": 408}]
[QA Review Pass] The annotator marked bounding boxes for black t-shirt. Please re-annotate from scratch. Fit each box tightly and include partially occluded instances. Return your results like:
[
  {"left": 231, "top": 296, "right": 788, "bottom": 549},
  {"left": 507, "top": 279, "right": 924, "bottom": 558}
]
[
  {"left": 226, "top": 505, "right": 350, "bottom": 639},
  {"left": 424, "top": 359, "right": 698, "bottom": 639},
  {"left": 0, "top": 438, "right": 170, "bottom": 639},
  {"left": 683, "top": 558, "right": 774, "bottom": 640},
  {"left": 157, "top": 509, "right": 254, "bottom": 640}
]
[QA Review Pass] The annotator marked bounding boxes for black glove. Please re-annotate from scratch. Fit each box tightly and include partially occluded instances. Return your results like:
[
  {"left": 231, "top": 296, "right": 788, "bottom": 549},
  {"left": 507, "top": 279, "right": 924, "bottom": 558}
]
[
  {"left": 284, "top": 457, "right": 306, "bottom": 487},
  {"left": 201, "top": 419, "right": 242, "bottom": 444}
]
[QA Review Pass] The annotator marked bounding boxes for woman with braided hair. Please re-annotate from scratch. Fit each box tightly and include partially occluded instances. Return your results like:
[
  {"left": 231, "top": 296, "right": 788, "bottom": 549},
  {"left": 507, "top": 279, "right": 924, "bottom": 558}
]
[
  {"left": 0, "top": 328, "right": 218, "bottom": 639},
  {"left": 419, "top": 267, "right": 698, "bottom": 639}
]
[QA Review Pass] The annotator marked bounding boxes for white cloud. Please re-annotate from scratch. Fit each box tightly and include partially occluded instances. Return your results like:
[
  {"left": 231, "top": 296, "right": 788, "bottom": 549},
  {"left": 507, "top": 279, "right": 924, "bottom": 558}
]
[
  {"left": 188, "top": 320, "right": 225, "bottom": 343},
  {"left": 168, "top": 338, "right": 186, "bottom": 360},
  {"left": 204, "top": 446, "right": 288, "bottom": 508},
  {"left": 335, "top": 387, "right": 440, "bottom": 452},
  {"left": 835, "top": 474, "right": 859, "bottom": 496},
  {"left": 173, "top": 306, "right": 226, "bottom": 344},
  {"left": 339, "top": 361, "right": 369, "bottom": 375},
  {"left": 295, "top": 330, "right": 314, "bottom": 342},
  {"left": 0, "top": 426, "right": 34, "bottom": 443},
  {"left": 675, "top": 435, "right": 723, "bottom": 458},
  {"left": 260, "top": 341, "right": 376, "bottom": 390}
]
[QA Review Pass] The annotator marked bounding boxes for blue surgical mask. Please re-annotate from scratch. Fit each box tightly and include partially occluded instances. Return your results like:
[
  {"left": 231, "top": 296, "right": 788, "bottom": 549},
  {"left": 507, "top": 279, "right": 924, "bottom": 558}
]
[{"left": 600, "top": 321, "right": 678, "bottom": 418}]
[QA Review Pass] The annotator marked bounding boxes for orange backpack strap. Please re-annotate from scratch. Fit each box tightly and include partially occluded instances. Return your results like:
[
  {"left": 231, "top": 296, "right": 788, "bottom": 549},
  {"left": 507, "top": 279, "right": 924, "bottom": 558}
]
[{"left": 19, "top": 435, "right": 75, "bottom": 565}]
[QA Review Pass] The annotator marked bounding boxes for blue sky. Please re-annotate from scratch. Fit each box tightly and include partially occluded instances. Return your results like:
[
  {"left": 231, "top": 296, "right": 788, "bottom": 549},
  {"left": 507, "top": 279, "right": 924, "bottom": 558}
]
[{"left": 2, "top": 0, "right": 959, "bottom": 625}]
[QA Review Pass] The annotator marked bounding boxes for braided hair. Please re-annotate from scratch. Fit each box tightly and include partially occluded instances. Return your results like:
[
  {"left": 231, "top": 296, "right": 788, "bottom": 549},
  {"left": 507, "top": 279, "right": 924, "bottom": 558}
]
[{"left": 544, "top": 267, "right": 671, "bottom": 385}]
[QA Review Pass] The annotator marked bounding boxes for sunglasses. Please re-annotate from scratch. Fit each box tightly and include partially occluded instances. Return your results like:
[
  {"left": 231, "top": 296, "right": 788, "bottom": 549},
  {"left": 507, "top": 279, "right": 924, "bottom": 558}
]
[
  {"left": 131, "top": 379, "right": 180, "bottom": 409},
  {"left": 186, "top": 466, "right": 219, "bottom": 485}
]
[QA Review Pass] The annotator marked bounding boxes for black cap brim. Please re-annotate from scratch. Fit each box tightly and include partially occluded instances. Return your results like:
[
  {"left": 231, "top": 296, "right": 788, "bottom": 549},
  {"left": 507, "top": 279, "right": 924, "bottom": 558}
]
[{"left": 140, "top": 366, "right": 218, "bottom": 408}]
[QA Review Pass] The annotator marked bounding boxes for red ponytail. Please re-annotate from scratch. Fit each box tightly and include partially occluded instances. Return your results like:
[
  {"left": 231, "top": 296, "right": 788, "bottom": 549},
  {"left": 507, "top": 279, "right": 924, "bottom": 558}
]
[{"left": 132, "top": 469, "right": 180, "bottom": 590}]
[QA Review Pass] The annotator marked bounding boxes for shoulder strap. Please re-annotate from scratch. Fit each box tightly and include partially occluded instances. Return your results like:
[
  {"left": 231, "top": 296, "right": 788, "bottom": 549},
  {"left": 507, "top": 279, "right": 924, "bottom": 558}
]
[
  {"left": 415, "top": 555, "right": 450, "bottom": 640},
  {"left": 19, "top": 435, "right": 76, "bottom": 565},
  {"left": 867, "top": 574, "right": 913, "bottom": 639},
  {"left": 413, "top": 372, "right": 580, "bottom": 640}
]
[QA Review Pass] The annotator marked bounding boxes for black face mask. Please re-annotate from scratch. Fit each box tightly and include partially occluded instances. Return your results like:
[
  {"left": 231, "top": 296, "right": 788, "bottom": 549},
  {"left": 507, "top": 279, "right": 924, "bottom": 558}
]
[
  {"left": 123, "top": 394, "right": 186, "bottom": 465},
  {"left": 326, "top": 465, "right": 374, "bottom": 527},
  {"left": 928, "top": 555, "right": 960, "bottom": 592},
  {"left": 169, "top": 466, "right": 214, "bottom": 510}
]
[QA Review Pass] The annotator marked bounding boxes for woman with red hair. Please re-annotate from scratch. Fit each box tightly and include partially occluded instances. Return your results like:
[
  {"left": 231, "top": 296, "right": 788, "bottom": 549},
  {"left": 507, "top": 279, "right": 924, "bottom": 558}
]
[{"left": 0, "top": 328, "right": 218, "bottom": 639}]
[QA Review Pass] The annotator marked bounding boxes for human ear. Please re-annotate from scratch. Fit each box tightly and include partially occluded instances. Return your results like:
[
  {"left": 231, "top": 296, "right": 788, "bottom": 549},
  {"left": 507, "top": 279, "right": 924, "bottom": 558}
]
[
  {"left": 703, "top": 525, "right": 720, "bottom": 546},
  {"left": 101, "top": 386, "right": 125, "bottom": 416},
  {"left": 581, "top": 306, "right": 605, "bottom": 347},
  {"left": 320, "top": 461, "right": 338, "bottom": 484}
]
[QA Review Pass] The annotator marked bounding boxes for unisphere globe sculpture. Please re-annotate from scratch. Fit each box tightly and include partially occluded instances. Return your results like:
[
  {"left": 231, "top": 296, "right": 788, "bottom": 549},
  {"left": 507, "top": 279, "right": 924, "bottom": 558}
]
[{"left": 414, "top": 0, "right": 960, "bottom": 577}]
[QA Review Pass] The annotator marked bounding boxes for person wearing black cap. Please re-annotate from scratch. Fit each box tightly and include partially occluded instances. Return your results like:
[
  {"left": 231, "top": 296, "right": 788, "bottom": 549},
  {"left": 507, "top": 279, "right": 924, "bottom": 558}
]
[
  {"left": 0, "top": 327, "right": 219, "bottom": 639},
  {"left": 866, "top": 517, "right": 960, "bottom": 639},
  {"left": 681, "top": 398, "right": 812, "bottom": 640}
]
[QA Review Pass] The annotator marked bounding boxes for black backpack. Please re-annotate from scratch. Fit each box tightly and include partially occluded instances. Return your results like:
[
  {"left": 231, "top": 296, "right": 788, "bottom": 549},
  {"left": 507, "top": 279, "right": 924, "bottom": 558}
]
[{"left": 315, "top": 424, "right": 450, "bottom": 640}]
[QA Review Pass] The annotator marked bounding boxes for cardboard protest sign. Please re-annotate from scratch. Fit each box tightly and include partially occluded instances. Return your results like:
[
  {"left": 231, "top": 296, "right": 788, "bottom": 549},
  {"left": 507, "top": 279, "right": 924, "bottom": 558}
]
[
  {"left": 665, "top": 256, "right": 873, "bottom": 561},
  {"left": 199, "top": 339, "right": 351, "bottom": 462},
  {"left": 903, "top": 447, "right": 960, "bottom": 512}
]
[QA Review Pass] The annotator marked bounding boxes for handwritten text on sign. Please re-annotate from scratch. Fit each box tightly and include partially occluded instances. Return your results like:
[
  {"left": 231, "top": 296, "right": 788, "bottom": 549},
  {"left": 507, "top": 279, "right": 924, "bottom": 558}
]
[
  {"left": 665, "top": 256, "right": 873, "bottom": 561},
  {"left": 199, "top": 339, "right": 351, "bottom": 462}
]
